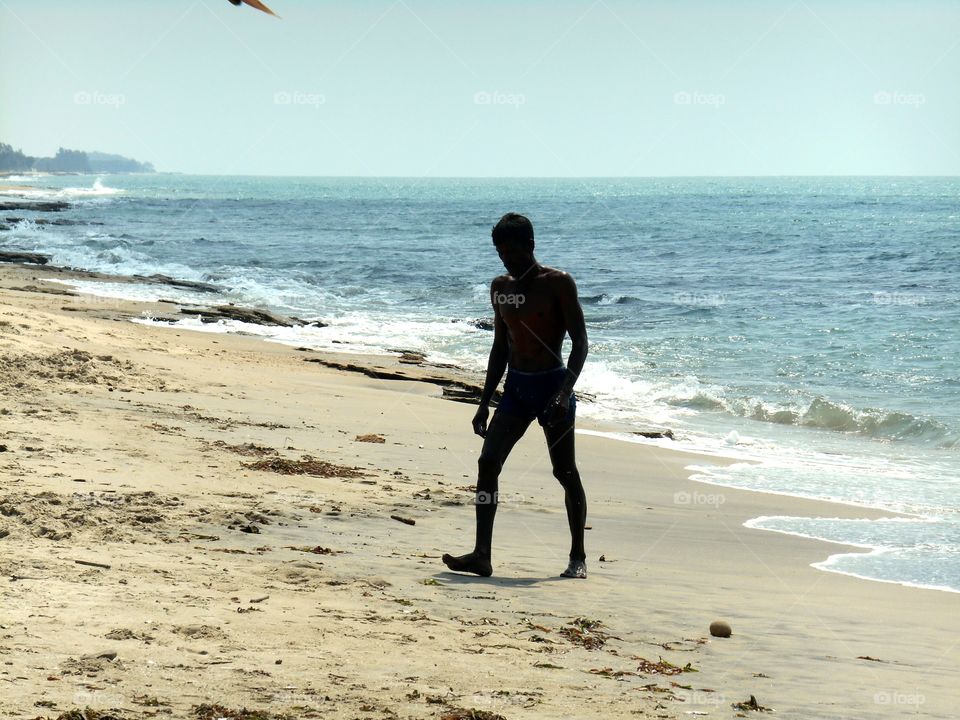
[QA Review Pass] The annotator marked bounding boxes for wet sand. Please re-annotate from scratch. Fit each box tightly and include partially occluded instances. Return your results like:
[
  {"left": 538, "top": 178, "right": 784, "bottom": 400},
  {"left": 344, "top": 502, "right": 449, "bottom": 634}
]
[{"left": 0, "top": 262, "right": 957, "bottom": 719}]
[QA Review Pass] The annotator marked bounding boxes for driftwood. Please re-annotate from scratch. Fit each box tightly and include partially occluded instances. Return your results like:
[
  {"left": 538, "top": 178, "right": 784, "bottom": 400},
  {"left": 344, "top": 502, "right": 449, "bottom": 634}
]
[{"left": 74, "top": 559, "right": 111, "bottom": 569}]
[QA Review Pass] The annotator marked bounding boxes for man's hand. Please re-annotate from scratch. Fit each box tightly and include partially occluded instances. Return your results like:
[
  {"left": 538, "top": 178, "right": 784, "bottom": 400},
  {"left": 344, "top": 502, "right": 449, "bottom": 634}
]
[
  {"left": 544, "top": 391, "right": 571, "bottom": 427},
  {"left": 472, "top": 404, "right": 490, "bottom": 437}
]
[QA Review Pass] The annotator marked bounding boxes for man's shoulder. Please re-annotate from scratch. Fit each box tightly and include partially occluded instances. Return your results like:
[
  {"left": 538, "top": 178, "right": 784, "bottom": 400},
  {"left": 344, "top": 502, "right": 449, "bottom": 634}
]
[
  {"left": 539, "top": 266, "right": 577, "bottom": 287},
  {"left": 491, "top": 274, "right": 511, "bottom": 289}
]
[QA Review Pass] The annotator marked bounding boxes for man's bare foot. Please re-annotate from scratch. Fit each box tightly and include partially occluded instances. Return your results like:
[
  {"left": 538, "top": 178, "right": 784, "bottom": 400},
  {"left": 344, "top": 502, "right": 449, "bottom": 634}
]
[
  {"left": 442, "top": 551, "right": 492, "bottom": 577},
  {"left": 561, "top": 558, "right": 587, "bottom": 579}
]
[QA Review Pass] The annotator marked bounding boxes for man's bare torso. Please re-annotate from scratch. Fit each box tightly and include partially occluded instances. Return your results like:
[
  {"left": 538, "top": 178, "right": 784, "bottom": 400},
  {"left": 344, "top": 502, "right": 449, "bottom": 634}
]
[{"left": 492, "top": 265, "right": 571, "bottom": 372}]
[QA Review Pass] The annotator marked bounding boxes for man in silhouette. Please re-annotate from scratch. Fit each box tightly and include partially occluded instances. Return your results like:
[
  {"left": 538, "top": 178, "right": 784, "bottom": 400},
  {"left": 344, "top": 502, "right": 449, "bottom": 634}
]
[{"left": 443, "top": 213, "right": 589, "bottom": 578}]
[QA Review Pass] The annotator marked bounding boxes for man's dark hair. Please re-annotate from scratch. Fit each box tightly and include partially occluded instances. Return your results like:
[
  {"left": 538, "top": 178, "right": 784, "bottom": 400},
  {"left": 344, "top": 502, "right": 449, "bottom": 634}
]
[{"left": 491, "top": 213, "right": 534, "bottom": 251}]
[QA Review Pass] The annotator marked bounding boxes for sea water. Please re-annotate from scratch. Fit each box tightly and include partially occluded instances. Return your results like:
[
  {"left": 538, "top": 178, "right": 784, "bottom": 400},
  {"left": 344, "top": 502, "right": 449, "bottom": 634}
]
[{"left": 4, "top": 174, "right": 958, "bottom": 591}]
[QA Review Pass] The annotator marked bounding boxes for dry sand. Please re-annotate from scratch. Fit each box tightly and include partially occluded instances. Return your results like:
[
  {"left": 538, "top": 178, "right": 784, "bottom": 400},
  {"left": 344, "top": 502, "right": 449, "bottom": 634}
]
[{"left": 0, "top": 262, "right": 957, "bottom": 719}]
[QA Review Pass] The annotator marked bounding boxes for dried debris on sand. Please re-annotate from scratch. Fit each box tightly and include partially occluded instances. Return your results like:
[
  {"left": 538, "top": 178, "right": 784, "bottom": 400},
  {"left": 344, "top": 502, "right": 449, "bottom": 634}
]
[
  {"left": 205, "top": 439, "right": 278, "bottom": 457},
  {"left": 243, "top": 455, "right": 367, "bottom": 478},
  {"left": 633, "top": 657, "right": 700, "bottom": 675},
  {"left": 439, "top": 709, "right": 507, "bottom": 720},
  {"left": 732, "top": 694, "right": 774, "bottom": 712},
  {"left": 559, "top": 617, "right": 611, "bottom": 650},
  {"left": 192, "top": 704, "right": 293, "bottom": 720}
]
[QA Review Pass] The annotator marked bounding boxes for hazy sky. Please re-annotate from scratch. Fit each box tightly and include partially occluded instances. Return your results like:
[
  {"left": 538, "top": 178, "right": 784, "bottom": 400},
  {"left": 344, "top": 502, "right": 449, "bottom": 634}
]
[{"left": 1, "top": 0, "right": 958, "bottom": 176}]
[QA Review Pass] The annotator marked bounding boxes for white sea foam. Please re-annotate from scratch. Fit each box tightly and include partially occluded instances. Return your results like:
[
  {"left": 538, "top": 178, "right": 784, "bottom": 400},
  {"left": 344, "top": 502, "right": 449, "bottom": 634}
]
[
  {"left": 1, "top": 173, "right": 47, "bottom": 182},
  {"left": 44, "top": 278, "right": 218, "bottom": 306},
  {"left": 133, "top": 312, "right": 485, "bottom": 369},
  {"left": 59, "top": 178, "right": 122, "bottom": 197},
  {"left": 0, "top": 178, "right": 122, "bottom": 200}
]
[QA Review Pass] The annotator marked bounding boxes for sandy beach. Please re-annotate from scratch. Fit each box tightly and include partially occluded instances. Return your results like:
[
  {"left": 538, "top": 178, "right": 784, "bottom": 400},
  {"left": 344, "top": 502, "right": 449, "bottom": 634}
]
[{"left": 0, "top": 261, "right": 957, "bottom": 720}]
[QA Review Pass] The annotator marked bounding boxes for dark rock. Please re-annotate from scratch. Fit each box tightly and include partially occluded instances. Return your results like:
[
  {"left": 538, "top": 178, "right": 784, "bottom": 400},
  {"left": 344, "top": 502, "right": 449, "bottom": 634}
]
[
  {"left": 0, "top": 200, "right": 70, "bottom": 212},
  {"left": 4, "top": 216, "right": 98, "bottom": 226},
  {"left": 452, "top": 318, "right": 494, "bottom": 331},
  {"left": 8, "top": 284, "right": 78, "bottom": 296},
  {"left": 398, "top": 351, "right": 426, "bottom": 365},
  {"left": 289, "top": 316, "right": 327, "bottom": 328},
  {"left": 180, "top": 304, "right": 296, "bottom": 327},
  {"left": 442, "top": 386, "right": 491, "bottom": 404},
  {"left": 0, "top": 250, "right": 50, "bottom": 265},
  {"left": 632, "top": 429, "right": 675, "bottom": 440},
  {"left": 132, "top": 273, "right": 220, "bottom": 293}
]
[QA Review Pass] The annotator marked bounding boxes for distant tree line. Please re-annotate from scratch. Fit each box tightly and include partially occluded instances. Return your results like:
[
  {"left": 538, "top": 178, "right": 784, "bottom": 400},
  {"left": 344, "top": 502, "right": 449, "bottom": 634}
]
[{"left": 0, "top": 142, "right": 155, "bottom": 173}]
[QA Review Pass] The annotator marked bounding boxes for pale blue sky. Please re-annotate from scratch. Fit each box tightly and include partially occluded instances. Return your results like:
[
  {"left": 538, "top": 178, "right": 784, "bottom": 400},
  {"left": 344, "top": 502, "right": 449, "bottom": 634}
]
[{"left": 1, "top": 0, "right": 958, "bottom": 176}]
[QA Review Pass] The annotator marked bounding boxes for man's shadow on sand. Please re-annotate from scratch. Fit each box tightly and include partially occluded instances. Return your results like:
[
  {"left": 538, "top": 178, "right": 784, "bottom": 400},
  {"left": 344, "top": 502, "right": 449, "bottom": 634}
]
[{"left": 436, "top": 571, "right": 567, "bottom": 587}]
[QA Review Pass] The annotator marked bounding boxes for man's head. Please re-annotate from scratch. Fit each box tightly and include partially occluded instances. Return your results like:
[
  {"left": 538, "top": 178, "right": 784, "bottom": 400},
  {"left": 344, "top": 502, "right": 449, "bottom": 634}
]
[
  {"left": 492, "top": 213, "right": 534, "bottom": 251},
  {"left": 492, "top": 213, "right": 535, "bottom": 278}
]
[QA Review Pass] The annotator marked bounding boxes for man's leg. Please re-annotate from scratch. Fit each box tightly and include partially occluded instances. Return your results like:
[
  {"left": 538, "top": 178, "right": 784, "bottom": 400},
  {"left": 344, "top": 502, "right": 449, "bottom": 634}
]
[
  {"left": 543, "top": 419, "right": 588, "bottom": 578},
  {"left": 442, "top": 411, "right": 531, "bottom": 576}
]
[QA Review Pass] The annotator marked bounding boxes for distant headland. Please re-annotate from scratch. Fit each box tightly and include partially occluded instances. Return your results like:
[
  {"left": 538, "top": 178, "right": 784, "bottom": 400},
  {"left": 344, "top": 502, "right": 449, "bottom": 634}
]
[{"left": 0, "top": 142, "right": 155, "bottom": 174}]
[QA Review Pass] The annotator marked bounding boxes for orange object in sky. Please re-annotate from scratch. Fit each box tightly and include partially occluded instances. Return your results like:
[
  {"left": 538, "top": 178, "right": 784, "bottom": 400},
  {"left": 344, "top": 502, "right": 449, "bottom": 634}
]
[{"left": 227, "top": 0, "right": 279, "bottom": 18}]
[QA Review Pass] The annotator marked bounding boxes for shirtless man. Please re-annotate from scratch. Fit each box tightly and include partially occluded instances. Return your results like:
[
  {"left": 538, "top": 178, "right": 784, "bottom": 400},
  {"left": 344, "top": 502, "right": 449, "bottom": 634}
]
[{"left": 442, "top": 213, "right": 589, "bottom": 579}]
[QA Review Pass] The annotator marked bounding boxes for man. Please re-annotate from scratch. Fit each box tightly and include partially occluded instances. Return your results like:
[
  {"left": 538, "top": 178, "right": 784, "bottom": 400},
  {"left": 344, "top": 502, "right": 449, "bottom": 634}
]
[{"left": 442, "top": 213, "right": 589, "bottom": 579}]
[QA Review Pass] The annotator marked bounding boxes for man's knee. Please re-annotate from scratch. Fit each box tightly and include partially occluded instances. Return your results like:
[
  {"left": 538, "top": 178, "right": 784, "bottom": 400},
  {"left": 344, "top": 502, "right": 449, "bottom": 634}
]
[
  {"left": 478, "top": 453, "right": 502, "bottom": 482},
  {"left": 552, "top": 466, "right": 581, "bottom": 487}
]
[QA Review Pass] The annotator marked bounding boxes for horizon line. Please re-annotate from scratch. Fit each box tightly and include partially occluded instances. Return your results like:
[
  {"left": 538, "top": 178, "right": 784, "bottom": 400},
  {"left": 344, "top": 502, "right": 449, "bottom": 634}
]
[{"left": 7, "top": 171, "right": 960, "bottom": 180}]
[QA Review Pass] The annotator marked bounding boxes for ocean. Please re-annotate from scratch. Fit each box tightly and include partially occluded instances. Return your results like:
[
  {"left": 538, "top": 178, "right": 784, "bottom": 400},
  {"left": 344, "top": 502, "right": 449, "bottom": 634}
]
[{"left": 3, "top": 173, "right": 958, "bottom": 592}]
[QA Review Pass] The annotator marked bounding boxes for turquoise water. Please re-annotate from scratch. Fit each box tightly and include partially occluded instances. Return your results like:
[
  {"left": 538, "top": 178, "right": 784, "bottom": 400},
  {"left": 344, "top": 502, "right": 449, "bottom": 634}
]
[{"left": 4, "top": 174, "right": 959, "bottom": 591}]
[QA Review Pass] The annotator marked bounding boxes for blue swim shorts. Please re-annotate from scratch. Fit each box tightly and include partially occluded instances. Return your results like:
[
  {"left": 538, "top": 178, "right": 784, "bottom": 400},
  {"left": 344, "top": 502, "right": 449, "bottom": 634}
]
[{"left": 496, "top": 365, "right": 577, "bottom": 427}]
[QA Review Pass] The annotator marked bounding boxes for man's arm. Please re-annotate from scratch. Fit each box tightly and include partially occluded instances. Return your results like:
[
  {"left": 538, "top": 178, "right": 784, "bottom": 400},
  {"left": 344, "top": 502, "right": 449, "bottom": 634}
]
[
  {"left": 558, "top": 273, "right": 588, "bottom": 395},
  {"left": 546, "top": 273, "right": 588, "bottom": 424},
  {"left": 472, "top": 280, "right": 510, "bottom": 436}
]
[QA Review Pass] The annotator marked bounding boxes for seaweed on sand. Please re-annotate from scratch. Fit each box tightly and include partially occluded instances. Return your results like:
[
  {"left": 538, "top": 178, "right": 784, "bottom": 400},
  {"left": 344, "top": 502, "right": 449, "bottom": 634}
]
[
  {"left": 192, "top": 704, "right": 294, "bottom": 720},
  {"left": 559, "top": 617, "right": 610, "bottom": 650},
  {"left": 243, "top": 455, "right": 367, "bottom": 478}
]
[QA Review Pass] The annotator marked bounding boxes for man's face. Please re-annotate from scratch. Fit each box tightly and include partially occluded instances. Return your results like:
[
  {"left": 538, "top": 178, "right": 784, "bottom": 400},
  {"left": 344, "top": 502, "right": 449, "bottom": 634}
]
[{"left": 495, "top": 241, "right": 534, "bottom": 279}]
